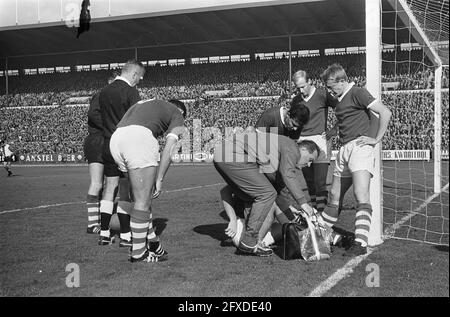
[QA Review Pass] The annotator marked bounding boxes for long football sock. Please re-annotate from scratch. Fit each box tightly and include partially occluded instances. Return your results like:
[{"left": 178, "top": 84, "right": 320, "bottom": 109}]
[
  {"left": 355, "top": 203, "right": 372, "bottom": 247},
  {"left": 99, "top": 200, "right": 113, "bottom": 237},
  {"left": 117, "top": 201, "right": 132, "bottom": 241},
  {"left": 130, "top": 208, "right": 150, "bottom": 259},
  {"left": 316, "top": 192, "right": 328, "bottom": 213},
  {"left": 147, "top": 211, "right": 158, "bottom": 242},
  {"left": 86, "top": 194, "right": 100, "bottom": 229}
]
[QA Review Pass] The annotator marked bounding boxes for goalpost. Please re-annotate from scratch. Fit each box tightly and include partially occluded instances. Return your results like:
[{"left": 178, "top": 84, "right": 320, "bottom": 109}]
[{"left": 368, "top": 0, "right": 449, "bottom": 246}]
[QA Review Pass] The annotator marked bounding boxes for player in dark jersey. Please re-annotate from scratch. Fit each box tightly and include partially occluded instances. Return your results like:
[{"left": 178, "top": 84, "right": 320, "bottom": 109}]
[
  {"left": 254, "top": 97, "right": 311, "bottom": 223},
  {"left": 109, "top": 99, "right": 186, "bottom": 263},
  {"left": 292, "top": 70, "right": 337, "bottom": 214},
  {"left": 320, "top": 64, "right": 391, "bottom": 256},
  {"left": 255, "top": 96, "right": 309, "bottom": 139},
  {"left": 98, "top": 59, "right": 145, "bottom": 247},
  {"left": 83, "top": 73, "right": 117, "bottom": 234}
]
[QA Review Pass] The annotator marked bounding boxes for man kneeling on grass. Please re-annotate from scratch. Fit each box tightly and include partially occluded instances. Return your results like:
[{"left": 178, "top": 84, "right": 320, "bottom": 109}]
[{"left": 213, "top": 131, "right": 319, "bottom": 256}]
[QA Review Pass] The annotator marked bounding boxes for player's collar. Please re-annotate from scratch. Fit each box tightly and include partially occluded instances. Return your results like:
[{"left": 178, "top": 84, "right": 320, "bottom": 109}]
[
  {"left": 337, "top": 82, "right": 355, "bottom": 102},
  {"left": 303, "top": 86, "right": 316, "bottom": 102},
  {"left": 114, "top": 75, "right": 133, "bottom": 87}
]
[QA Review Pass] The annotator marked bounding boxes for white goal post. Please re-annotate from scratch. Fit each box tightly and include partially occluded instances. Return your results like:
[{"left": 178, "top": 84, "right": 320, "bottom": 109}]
[{"left": 366, "top": 0, "right": 384, "bottom": 246}]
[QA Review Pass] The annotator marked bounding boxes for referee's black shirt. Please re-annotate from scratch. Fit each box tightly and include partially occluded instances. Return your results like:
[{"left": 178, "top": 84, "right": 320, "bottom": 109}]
[{"left": 99, "top": 79, "right": 140, "bottom": 139}]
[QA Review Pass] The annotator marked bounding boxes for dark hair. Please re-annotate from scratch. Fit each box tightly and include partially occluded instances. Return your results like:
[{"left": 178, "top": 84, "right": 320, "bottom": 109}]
[
  {"left": 288, "top": 97, "right": 310, "bottom": 128},
  {"left": 168, "top": 99, "right": 187, "bottom": 118},
  {"left": 298, "top": 139, "right": 320, "bottom": 155},
  {"left": 321, "top": 63, "right": 348, "bottom": 82}
]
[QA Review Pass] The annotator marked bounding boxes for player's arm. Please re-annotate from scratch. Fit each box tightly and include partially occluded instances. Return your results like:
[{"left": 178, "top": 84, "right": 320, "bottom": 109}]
[
  {"left": 220, "top": 185, "right": 238, "bottom": 237},
  {"left": 152, "top": 132, "right": 179, "bottom": 198},
  {"left": 324, "top": 90, "right": 339, "bottom": 140},
  {"left": 356, "top": 96, "right": 392, "bottom": 147},
  {"left": 153, "top": 118, "right": 186, "bottom": 198},
  {"left": 279, "top": 147, "right": 314, "bottom": 215}
]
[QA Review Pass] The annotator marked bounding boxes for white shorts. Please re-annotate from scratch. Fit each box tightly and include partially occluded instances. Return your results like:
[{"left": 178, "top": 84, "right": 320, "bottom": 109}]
[
  {"left": 109, "top": 125, "right": 159, "bottom": 172},
  {"left": 298, "top": 133, "right": 331, "bottom": 164},
  {"left": 333, "top": 138, "right": 375, "bottom": 178}
]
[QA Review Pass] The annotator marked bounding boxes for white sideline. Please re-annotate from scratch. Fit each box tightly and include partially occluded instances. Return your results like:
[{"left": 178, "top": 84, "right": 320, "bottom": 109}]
[
  {"left": 308, "top": 182, "right": 449, "bottom": 297},
  {"left": 0, "top": 183, "right": 224, "bottom": 215}
]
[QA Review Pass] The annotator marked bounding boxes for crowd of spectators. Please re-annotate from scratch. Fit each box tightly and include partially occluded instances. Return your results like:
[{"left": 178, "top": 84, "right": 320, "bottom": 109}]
[
  {"left": 0, "top": 50, "right": 448, "bottom": 156},
  {"left": 1, "top": 51, "right": 448, "bottom": 107},
  {"left": 1, "top": 92, "right": 448, "bottom": 156}
]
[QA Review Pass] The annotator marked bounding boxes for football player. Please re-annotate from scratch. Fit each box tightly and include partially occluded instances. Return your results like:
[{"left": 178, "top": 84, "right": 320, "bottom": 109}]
[
  {"left": 1, "top": 139, "right": 14, "bottom": 177},
  {"left": 320, "top": 64, "right": 391, "bottom": 255},
  {"left": 292, "top": 70, "right": 338, "bottom": 213},
  {"left": 109, "top": 99, "right": 186, "bottom": 263},
  {"left": 83, "top": 72, "right": 117, "bottom": 234}
]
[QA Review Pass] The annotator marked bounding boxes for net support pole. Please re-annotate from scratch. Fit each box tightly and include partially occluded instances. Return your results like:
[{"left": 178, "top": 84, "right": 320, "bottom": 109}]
[
  {"left": 5, "top": 57, "right": 9, "bottom": 107},
  {"left": 366, "top": 0, "right": 383, "bottom": 246},
  {"left": 434, "top": 65, "right": 442, "bottom": 193},
  {"left": 288, "top": 34, "right": 292, "bottom": 96}
]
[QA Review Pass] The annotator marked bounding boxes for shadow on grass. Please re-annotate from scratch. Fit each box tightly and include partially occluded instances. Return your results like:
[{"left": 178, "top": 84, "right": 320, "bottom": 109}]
[
  {"left": 434, "top": 245, "right": 449, "bottom": 252},
  {"left": 154, "top": 218, "right": 169, "bottom": 236},
  {"left": 193, "top": 223, "right": 234, "bottom": 247}
]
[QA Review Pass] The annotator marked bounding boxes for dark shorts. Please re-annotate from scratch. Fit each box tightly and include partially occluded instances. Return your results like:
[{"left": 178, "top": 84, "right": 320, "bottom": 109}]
[
  {"left": 83, "top": 134, "right": 104, "bottom": 164},
  {"left": 102, "top": 138, "right": 123, "bottom": 177},
  {"left": 3, "top": 156, "right": 13, "bottom": 163}
]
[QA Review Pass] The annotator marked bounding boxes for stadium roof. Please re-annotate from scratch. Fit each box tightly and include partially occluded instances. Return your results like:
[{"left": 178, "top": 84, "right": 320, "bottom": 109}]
[{"left": 0, "top": 0, "right": 429, "bottom": 70}]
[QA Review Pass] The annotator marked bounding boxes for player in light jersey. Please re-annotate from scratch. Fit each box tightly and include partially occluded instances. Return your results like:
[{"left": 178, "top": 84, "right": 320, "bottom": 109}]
[
  {"left": 109, "top": 99, "right": 186, "bottom": 263},
  {"left": 292, "top": 70, "right": 337, "bottom": 213},
  {"left": 1, "top": 139, "right": 14, "bottom": 177},
  {"left": 320, "top": 64, "right": 391, "bottom": 256}
]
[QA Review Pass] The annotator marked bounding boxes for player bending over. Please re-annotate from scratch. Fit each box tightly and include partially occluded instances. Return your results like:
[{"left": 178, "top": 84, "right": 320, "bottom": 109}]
[{"left": 109, "top": 99, "right": 186, "bottom": 263}]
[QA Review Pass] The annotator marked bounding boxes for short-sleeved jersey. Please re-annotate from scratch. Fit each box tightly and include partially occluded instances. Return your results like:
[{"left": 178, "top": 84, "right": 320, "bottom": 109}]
[
  {"left": 334, "top": 84, "right": 377, "bottom": 144},
  {"left": 87, "top": 92, "right": 103, "bottom": 135},
  {"left": 99, "top": 79, "right": 140, "bottom": 139},
  {"left": 300, "top": 87, "right": 336, "bottom": 136},
  {"left": 117, "top": 99, "right": 185, "bottom": 139},
  {"left": 255, "top": 106, "right": 301, "bottom": 140}
]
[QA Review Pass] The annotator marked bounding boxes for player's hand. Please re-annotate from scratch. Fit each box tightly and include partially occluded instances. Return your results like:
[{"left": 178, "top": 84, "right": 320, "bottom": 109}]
[
  {"left": 225, "top": 219, "right": 237, "bottom": 238},
  {"left": 152, "top": 179, "right": 163, "bottom": 199},
  {"left": 356, "top": 136, "right": 377, "bottom": 147},
  {"left": 300, "top": 203, "right": 315, "bottom": 217}
]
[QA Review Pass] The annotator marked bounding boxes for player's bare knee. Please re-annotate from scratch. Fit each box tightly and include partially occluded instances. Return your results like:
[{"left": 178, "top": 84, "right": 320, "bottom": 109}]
[{"left": 353, "top": 189, "right": 370, "bottom": 204}]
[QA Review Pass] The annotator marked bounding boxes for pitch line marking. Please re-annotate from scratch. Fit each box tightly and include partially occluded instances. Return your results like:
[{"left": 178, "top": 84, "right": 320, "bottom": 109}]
[
  {"left": 0, "top": 182, "right": 224, "bottom": 215},
  {"left": 308, "top": 182, "right": 449, "bottom": 297}
]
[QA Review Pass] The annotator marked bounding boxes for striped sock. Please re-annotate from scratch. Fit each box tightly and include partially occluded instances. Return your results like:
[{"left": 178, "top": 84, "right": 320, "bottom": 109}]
[
  {"left": 321, "top": 204, "right": 339, "bottom": 228},
  {"left": 309, "top": 194, "right": 317, "bottom": 209},
  {"left": 130, "top": 208, "right": 150, "bottom": 259},
  {"left": 147, "top": 212, "right": 158, "bottom": 242},
  {"left": 86, "top": 194, "right": 100, "bottom": 228},
  {"left": 99, "top": 200, "right": 114, "bottom": 237},
  {"left": 117, "top": 201, "right": 132, "bottom": 241},
  {"left": 355, "top": 203, "right": 372, "bottom": 247},
  {"left": 316, "top": 192, "right": 328, "bottom": 213}
]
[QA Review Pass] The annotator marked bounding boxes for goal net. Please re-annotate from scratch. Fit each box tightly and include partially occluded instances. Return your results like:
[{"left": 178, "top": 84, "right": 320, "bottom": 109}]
[{"left": 380, "top": 0, "right": 449, "bottom": 245}]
